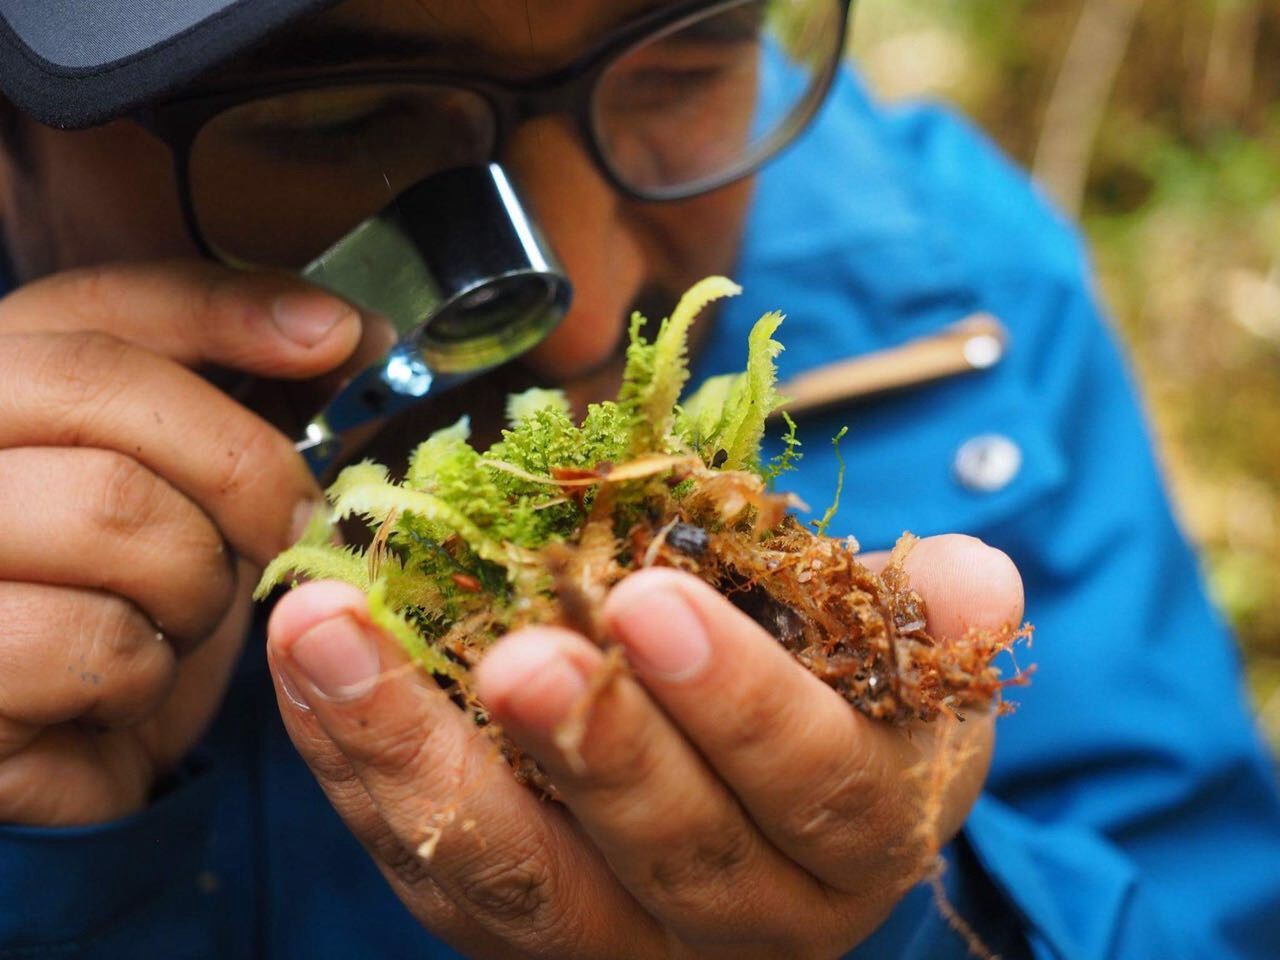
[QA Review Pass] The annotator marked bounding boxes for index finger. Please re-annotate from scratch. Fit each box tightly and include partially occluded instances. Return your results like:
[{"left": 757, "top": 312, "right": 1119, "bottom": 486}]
[
  {"left": 266, "top": 581, "right": 667, "bottom": 958},
  {"left": 0, "top": 260, "right": 362, "bottom": 379},
  {"left": 0, "top": 331, "right": 320, "bottom": 566}
]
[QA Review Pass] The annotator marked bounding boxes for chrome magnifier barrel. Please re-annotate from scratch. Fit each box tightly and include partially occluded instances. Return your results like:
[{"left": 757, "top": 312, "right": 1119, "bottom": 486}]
[{"left": 294, "top": 163, "right": 570, "bottom": 475}]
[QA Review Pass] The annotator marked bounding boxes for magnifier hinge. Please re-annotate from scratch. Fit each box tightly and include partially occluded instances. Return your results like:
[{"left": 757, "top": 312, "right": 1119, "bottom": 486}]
[{"left": 383, "top": 349, "right": 434, "bottom": 398}]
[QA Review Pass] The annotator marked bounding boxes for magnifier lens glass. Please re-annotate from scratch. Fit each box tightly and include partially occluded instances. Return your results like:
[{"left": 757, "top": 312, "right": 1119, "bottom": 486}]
[
  {"left": 422, "top": 274, "right": 565, "bottom": 371},
  {"left": 430, "top": 276, "right": 554, "bottom": 342}
]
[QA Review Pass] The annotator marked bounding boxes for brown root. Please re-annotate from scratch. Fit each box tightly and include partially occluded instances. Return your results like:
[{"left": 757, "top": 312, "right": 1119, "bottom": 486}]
[{"left": 552, "top": 646, "right": 629, "bottom": 775}]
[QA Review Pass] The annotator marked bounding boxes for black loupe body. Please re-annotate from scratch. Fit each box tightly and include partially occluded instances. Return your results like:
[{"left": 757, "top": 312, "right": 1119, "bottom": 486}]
[{"left": 295, "top": 164, "right": 571, "bottom": 474}]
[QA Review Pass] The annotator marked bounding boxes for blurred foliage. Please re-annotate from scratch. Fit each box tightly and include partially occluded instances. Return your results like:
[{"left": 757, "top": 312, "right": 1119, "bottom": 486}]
[{"left": 849, "top": 0, "right": 1280, "bottom": 749}]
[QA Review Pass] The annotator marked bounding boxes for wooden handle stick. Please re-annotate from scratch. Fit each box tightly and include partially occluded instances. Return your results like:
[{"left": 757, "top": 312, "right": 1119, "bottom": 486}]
[{"left": 774, "top": 314, "right": 1008, "bottom": 418}]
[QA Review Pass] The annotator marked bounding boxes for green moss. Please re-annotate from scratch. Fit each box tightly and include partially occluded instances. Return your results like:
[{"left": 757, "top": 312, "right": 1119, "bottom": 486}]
[
  {"left": 256, "top": 277, "right": 799, "bottom": 667},
  {"left": 812, "top": 426, "right": 849, "bottom": 537},
  {"left": 676, "top": 309, "right": 787, "bottom": 470}
]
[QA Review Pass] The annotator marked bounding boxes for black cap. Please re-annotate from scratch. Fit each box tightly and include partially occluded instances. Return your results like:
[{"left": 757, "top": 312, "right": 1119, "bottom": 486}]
[{"left": 0, "top": 0, "right": 335, "bottom": 129}]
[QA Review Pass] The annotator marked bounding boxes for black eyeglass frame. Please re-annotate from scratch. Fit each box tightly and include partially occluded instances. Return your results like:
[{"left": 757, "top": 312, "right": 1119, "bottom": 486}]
[{"left": 136, "top": 0, "right": 855, "bottom": 262}]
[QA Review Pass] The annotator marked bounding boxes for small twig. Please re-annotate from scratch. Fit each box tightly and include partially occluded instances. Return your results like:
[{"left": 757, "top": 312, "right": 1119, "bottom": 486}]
[
  {"left": 552, "top": 646, "right": 628, "bottom": 775},
  {"left": 368, "top": 508, "right": 400, "bottom": 582},
  {"left": 643, "top": 517, "right": 680, "bottom": 568},
  {"left": 533, "top": 497, "right": 571, "bottom": 511},
  {"left": 480, "top": 454, "right": 700, "bottom": 487}
]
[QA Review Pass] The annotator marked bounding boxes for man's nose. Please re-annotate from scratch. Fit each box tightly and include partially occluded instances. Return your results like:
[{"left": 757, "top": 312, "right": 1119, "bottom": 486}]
[{"left": 499, "top": 115, "right": 648, "bottom": 377}]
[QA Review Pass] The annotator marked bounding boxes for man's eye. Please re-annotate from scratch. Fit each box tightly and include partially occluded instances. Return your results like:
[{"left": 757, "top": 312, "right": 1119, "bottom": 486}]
[
  {"left": 234, "top": 100, "right": 418, "bottom": 160},
  {"left": 283, "top": 111, "right": 388, "bottom": 140},
  {"left": 636, "top": 66, "right": 724, "bottom": 89},
  {"left": 612, "top": 63, "right": 745, "bottom": 111}
]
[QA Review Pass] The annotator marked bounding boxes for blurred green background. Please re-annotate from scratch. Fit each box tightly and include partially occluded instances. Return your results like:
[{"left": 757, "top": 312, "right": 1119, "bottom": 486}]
[{"left": 848, "top": 0, "right": 1280, "bottom": 750}]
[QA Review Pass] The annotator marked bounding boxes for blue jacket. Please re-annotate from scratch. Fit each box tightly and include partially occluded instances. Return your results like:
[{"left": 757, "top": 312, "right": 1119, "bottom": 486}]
[{"left": 3, "top": 68, "right": 1279, "bottom": 959}]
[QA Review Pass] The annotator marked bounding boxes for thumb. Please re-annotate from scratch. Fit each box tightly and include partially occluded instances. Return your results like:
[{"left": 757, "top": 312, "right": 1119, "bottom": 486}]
[
  {"left": 0, "top": 259, "right": 363, "bottom": 379},
  {"left": 862, "top": 534, "right": 1024, "bottom": 642}
]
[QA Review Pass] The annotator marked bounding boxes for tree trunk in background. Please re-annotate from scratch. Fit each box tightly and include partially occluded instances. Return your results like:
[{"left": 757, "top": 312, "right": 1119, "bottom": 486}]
[
  {"left": 1201, "top": 0, "right": 1261, "bottom": 125},
  {"left": 1033, "top": 0, "right": 1146, "bottom": 217}
]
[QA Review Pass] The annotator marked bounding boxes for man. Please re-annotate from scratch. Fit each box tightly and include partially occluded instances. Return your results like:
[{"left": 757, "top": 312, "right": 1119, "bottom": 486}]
[{"left": 0, "top": 1, "right": 1277, "bottom": 958}]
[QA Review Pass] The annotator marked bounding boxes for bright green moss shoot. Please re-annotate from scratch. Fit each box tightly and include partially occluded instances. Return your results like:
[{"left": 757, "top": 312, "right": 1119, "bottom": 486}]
[{"left": 256, "top": 277, "right": 801, "bottom": 666}]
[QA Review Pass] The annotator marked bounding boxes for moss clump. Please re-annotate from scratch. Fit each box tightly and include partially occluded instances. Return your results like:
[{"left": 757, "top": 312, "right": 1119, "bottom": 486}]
[{"left": 258, "top": 277, "right": 1025, "bottom": 788}]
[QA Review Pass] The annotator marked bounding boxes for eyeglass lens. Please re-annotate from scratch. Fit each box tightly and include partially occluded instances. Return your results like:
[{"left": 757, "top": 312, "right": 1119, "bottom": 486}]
[
  {"left": 594, "top": 0, "right": 843, "bottom": 198},
  {"left": 187, "top": 0, "right": 844, "bottom": 269}
]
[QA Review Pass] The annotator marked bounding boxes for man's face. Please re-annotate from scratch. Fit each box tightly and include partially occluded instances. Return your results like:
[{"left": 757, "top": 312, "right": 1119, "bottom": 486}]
[{"left": 0, "top": 0, "right": 755, "bottom": 386}]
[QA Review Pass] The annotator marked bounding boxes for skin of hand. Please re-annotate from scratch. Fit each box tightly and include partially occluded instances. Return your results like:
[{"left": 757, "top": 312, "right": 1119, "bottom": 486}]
[
  {"left": 0, "top": 0, "right": 1023, "bottom": 951},
  {"left": 0, "top": 261, "right": 364, "bottom": 824},
  {"left": 266, "top": 535, "right": 1022, "bottom": 959},
  {"left": 0, "top": 0, "right": 751, "bottom": 830}
]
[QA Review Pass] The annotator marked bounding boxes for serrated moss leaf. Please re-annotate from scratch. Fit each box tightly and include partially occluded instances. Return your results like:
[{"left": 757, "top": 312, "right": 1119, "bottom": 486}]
[
  {"left": 254, "top": 543, "right": 369, "bottom": 600},
  {"left": 622, "top": 276, "right": 742, "bottom": 454}
]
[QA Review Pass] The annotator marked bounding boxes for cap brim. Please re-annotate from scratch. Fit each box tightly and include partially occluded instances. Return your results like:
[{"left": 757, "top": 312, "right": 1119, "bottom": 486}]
[{"left": 0, "top": 0, "right": 336, "bottom": 129}]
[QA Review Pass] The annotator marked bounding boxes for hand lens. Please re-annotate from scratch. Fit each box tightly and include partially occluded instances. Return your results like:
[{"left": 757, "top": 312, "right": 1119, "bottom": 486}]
[{"left": 293, "top": 163, "right": 571, "bottom": 475}]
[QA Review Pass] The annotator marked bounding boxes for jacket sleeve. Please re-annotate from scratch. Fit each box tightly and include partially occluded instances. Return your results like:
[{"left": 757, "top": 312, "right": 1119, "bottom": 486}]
[
  {"left": 861, "top": 99, "right": 1280, "bottom": 958},
  {"left": 0, "top": 757, "right": 223, "bottom": 958}
]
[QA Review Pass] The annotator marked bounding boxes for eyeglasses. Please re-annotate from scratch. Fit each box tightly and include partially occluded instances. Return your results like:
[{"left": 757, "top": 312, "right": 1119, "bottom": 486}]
[{"left": 143, "top": 0, "right": 855, "bottom": 270}]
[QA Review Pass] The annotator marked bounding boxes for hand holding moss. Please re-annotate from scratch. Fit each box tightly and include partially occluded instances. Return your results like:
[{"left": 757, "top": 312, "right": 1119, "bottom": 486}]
[
  {"left": 0, "top": 261, "right": 361, "bottom": 825},
  {"left": 263, "top": 279, "right": 1027, "bottom": 955},
  {"left": 269, "top": 536, "right": 1019, "bottom": 958}
]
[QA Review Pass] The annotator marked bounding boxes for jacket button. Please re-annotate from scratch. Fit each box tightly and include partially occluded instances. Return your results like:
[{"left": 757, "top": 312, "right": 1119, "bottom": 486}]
[{"left": 954, "top": 434, "right": 1022, "bottom": 493}]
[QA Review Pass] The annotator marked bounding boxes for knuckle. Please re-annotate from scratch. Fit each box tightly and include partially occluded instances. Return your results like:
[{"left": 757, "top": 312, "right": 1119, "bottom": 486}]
[
  {"left": 458, "top": 843, "right": 556, "bottom": 928},
  {"left": 35, "top": 331, "right": 132, "bottom": 418},
  {"left": 784, "top": 761, "right": 871, "bottom": 848},
  {"left": 0, "top": 584, "right": 174, "bottom": 727},
  {"left": 4, "top": 587, "right": 128, "bottom": 659},
  {"left": 343, "top": 708, "right": 477, "bottom": 814},
  {"left": 87, "top": 599, "right": 177, "bottom": 719},
  {"left": 85, "top": 451, "right": 233, "bottom": 643},
  {"left": 163, "top": 518, "right": 236, "bottom": 625},
  {"left": 91, "top": 592, "right": 151, "bottom": 657},
  {"left": 306, "top": 739, "right": 366, "bottom": 788},
  {"left": 648, "top": 818, "right": 758, "bottom": 911},
  {"left": 579, "top": 712, "right": 667, "bottom": 802},
  {"left": 355, "top": 712, "right": 436, "bottom": 779},
  {"left": 375, "top": 833, "right": 435, "bottom": 890},
  {"left": 721, "top": 679, "right": 790, "bottom": 758},
  {"left": 210, "top": 415, "right": 292, "bottom": 500},
  {"left": 782, "top": 742, "right": 897, "bottom": 857},
  {"left": 337, "top": 698, "right": 474, "bottom": 806},
  {"left": 90, "top": 451, "right": 167, "bottom": 537}
]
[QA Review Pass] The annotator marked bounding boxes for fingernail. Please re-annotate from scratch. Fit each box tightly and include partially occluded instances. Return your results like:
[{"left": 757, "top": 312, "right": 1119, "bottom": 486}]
[
  {"left": 611, "top": 587, "right": 710, "bottom": 682},
  {"left": 272, "top": 292, "right": 356, "bottom": 348},
  {"left": 276, "top": 665, "right": 313, "bottom": 712},
  {"left": 289, "top": 614, "right": 380, "bottom": 702},
  {"left": 289, "top": 499, "right": 326, "bottom": 546}
]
